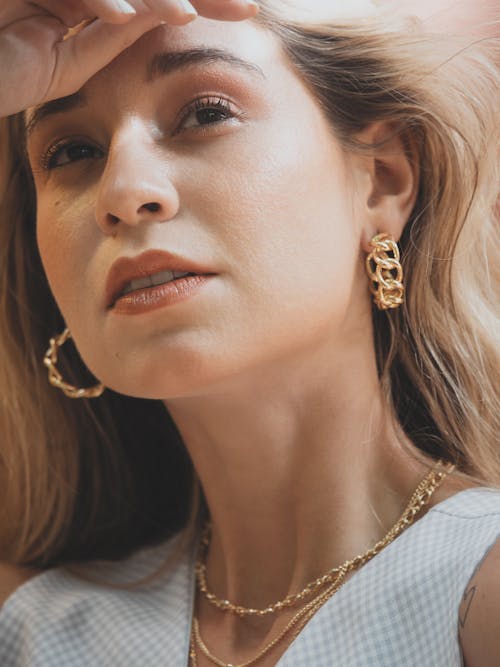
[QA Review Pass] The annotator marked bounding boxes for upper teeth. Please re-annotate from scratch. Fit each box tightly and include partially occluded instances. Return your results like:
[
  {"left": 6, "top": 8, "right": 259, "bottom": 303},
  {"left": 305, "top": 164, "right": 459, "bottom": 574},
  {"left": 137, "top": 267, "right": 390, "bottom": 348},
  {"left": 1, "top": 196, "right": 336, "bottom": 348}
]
[{"left": 121, "top": 270, "right": 192, "bottom": 296}]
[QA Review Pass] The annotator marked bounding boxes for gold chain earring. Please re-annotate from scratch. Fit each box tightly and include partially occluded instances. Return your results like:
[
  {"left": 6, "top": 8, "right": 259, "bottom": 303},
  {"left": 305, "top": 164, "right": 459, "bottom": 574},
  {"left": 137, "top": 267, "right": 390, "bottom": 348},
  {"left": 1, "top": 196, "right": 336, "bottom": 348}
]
[
  {"left": 43, "top": 328, "right": 105, "bottom": 399},
  {"left": 365, "top": 232, "right": 405, "bottom": 310}
]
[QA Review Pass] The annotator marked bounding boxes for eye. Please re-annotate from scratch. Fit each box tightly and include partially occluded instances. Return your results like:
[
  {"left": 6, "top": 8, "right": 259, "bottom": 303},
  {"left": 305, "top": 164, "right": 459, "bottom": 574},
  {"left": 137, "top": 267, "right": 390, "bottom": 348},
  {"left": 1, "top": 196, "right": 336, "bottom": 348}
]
[
  {"left": 43, "top": 140, "right": 104, "bottom": 170},
  {"left": 177, "top": 96, "right": 242, "bottom": 132}
]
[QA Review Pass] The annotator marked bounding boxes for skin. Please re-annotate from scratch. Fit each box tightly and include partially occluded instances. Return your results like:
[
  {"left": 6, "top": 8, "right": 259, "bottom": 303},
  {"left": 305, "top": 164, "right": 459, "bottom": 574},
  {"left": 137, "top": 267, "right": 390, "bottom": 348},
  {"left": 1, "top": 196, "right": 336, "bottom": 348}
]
[
  {"left": 459, "top": 538, "right": 500, "bottom": 667},
  {"left": 0, "top": 0, "right": 495, "bottom": 663},
  {"left": 24, "top": 15, "right": 473, "bottom": 665},
  {"left": 0, "top": 0, "right": 259, "bottom": 116}
]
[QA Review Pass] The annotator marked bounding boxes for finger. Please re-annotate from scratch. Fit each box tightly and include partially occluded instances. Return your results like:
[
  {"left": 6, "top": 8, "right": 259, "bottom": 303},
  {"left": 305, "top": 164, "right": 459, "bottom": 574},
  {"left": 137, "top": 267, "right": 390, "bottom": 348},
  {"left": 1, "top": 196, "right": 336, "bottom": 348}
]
[
  {"left": 50, "top": 14, "right": 163, "bottom": 98},
  {"left": 26, "top": 0, "right": 137, "bottom": 24},
  {"left": 189, "top": 0, "right": 258, "bottom": 21},
  {"left": 138, "top": 0, "right": 198, "bottom": 25},
  {"left": 81, "top": 0, "right": 139, "bottom": 23},
  {"left": 2, "top": 0, "right": 91, "bottom": 26}
]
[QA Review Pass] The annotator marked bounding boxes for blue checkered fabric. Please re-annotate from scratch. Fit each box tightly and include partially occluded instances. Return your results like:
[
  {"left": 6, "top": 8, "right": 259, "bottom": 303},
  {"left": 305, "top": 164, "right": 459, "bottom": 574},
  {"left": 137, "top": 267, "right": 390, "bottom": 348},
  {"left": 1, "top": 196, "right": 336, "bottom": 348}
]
[{"left": 1, "top": 487, "right": 500, "bottom": 666}]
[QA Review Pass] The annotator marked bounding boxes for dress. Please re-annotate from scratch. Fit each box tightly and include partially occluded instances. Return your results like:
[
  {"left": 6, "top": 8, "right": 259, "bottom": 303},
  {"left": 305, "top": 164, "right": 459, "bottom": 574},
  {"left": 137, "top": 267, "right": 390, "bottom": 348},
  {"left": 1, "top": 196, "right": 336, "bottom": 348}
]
[{"left": 1, "top": 487, "right": 500, "bottom": 666}]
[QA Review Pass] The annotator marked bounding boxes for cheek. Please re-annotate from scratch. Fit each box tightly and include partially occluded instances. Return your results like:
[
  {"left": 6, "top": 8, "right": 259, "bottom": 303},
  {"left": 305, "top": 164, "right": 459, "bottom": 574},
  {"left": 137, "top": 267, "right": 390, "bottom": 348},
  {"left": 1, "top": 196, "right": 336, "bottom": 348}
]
[
  {"left": 191, "top": 122, "right": 359, "bottom": 329},
  {"left": 36, "top": 188, "right": 95, "bottom": 320}
]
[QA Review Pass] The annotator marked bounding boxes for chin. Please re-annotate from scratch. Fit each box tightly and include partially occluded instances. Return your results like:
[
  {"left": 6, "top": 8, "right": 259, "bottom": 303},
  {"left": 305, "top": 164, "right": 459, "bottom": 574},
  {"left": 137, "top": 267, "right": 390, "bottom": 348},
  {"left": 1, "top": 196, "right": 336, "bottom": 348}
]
[{"left": 101, "top": 356, "right": 232, "bottom": 401}]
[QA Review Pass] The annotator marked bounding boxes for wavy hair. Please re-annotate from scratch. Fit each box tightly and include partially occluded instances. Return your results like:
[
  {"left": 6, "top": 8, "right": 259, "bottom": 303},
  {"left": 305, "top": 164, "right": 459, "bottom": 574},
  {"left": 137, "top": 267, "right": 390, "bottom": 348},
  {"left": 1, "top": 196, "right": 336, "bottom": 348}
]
[{"left": 0, "top": 0, "right": 498, "bottom": 569}]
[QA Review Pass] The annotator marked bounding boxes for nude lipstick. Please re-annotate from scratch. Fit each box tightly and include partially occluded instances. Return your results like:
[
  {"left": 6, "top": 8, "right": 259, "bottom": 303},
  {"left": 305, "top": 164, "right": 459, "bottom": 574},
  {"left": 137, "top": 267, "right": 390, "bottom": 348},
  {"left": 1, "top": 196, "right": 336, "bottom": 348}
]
[{"left": 105, "top": 249, "right": 216, "bottom": 316}]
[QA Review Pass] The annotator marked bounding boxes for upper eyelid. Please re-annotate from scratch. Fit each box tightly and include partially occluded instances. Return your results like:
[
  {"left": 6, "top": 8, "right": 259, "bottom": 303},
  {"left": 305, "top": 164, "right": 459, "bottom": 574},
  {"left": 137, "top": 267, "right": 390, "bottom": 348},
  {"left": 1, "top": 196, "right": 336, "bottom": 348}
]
[
  {"left": 42, "top": 140, "right": 103, "bottom": 170},
  {"left": 27, "top": 52, "right": 268, "bottom": 151},
  {"left": 39, "top": 95, "right": 243, "bottom": 169},
  {"left": 29, "top": 75, "right": 250, "bottom": 150},
  {"left": 174, "top": 95, "right": 242, "bottom": 129}
]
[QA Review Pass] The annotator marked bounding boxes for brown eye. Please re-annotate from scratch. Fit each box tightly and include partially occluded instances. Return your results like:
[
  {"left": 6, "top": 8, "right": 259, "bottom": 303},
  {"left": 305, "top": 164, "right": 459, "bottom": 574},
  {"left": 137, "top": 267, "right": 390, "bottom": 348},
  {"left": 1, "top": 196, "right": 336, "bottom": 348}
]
[
  {"left": 44, "top": 142, "right": 104, "bottom": 170},
  {"left": 178, "top": 96, "right": 240, "bottom": 132}
]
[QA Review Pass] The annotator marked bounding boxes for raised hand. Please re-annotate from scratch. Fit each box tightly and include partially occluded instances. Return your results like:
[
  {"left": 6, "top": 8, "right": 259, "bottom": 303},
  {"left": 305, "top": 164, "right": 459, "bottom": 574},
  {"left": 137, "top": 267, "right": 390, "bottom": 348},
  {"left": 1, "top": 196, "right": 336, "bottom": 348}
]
[{"left": 0, "top": 0, "right": 258, "bottom": 117}]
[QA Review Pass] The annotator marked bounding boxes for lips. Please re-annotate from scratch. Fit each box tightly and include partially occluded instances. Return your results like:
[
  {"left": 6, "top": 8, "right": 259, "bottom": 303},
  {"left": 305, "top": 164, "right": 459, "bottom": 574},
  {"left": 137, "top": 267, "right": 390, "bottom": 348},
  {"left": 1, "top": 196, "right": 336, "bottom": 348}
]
[{"left": 105, "top": 249, "right": 216, "bottom": 309}]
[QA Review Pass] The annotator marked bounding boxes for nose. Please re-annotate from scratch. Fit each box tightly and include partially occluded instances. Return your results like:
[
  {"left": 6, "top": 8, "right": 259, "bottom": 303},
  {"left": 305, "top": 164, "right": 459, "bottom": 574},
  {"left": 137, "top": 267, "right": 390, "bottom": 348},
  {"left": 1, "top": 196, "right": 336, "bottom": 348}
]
[{"left": 95, "top": 123, "right": 180, "bottom": 234}]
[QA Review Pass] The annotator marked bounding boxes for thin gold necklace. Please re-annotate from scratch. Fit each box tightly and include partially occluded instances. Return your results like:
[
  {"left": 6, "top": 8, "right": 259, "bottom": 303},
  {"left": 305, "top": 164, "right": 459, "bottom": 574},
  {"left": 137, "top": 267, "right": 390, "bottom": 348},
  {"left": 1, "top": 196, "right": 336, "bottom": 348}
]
[
  {"left": 190, "top": 564, "right": 349, "bottom": 667},
  {"left": 189, "top": 462, "right": 454, "bottom": 667}
]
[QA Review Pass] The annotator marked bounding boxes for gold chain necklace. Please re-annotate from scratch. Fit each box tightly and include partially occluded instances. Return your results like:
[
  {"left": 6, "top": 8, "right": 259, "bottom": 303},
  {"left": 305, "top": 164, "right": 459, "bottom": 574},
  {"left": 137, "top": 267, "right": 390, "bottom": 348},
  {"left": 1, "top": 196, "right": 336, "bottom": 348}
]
[
  {"left": 190, "top": 565, "right": 349, "bottom": 667},
  {"left": 189, "top": 462, "right": 453, "bottom": 667},
  {"left": 196, "top": 528, "right": 339, "bottom": 617}
]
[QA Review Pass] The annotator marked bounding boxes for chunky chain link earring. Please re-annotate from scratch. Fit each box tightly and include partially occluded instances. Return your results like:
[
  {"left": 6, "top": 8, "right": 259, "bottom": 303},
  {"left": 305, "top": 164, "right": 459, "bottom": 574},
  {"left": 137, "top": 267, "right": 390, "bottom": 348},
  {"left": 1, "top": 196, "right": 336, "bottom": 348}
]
[
  {"left": 365, "top": 232, "right": 405, "bottom": 310},
  {"left": 43, "top": 328, "right": 105, "bottom": 399}
]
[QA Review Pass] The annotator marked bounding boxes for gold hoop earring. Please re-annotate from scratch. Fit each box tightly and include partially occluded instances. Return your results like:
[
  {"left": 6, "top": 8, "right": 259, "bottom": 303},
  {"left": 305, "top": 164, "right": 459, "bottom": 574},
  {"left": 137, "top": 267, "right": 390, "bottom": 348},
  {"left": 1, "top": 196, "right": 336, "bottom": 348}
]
[
  {"left": 365, "top": 232, "right": 405, "bottom": 310},
  {"left": 43, "top": 328, "right": 105, "bottom": 399}
]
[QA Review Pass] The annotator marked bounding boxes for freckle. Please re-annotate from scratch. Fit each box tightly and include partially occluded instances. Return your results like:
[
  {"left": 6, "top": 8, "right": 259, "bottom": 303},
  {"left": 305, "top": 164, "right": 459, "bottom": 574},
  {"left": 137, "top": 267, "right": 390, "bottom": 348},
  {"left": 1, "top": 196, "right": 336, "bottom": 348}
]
[{"left": 54, "top": 200, "right": 61, "bottom": 207}]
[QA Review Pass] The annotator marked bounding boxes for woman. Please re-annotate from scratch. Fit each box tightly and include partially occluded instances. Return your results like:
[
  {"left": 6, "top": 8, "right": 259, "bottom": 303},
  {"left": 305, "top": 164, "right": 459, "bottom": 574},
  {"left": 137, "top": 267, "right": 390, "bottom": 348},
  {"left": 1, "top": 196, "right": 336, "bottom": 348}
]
[{"left": 0, "top": 0, "right": 499, "bottom": 665}]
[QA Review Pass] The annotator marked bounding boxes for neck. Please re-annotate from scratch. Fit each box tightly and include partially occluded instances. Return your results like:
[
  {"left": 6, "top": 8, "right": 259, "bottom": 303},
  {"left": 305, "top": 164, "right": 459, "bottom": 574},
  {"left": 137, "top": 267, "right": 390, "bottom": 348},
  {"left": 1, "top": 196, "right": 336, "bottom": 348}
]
[{"left": 165, "top": 340, "right": 433, "bottom": 611}]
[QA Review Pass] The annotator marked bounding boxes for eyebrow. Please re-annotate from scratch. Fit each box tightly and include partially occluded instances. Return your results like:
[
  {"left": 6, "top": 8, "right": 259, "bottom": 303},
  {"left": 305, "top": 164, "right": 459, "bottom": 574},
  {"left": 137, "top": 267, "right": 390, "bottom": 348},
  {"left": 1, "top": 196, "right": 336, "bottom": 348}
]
[
  {"left": 147, "top": 47, "right": 265, "bottom": 82},
  {"left": 26, "top": 93, "right": 86, "bottom": 137},
  {"left": 26, "top": 47, "right": 265, "bottom": 137}
]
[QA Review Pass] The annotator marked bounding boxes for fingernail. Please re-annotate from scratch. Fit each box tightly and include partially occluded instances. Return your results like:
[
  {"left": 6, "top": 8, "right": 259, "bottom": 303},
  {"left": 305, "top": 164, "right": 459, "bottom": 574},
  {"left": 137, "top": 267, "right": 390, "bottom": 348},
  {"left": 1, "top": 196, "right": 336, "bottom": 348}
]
[
  {"left": 244, "top": 0, "right": 259, "bottom": 13},
  {"left": 113, "top": 0, "right": 137, "bottom": 15},
  {"left": 177, "top": 0, "right": 198, "bottom": 17}
]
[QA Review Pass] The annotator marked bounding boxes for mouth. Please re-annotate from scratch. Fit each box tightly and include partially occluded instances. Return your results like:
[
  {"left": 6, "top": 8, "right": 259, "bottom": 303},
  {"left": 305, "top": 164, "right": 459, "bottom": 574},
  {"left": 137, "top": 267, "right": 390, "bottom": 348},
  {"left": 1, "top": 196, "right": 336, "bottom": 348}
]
[
  {"left": 105, "top": 249, "right": 217, "bottom": 310},
  {"left": 111, "top": 272, "right": 214, "bottom": 315},
  {"left": 108, "top": 270, "right": 212, "bottom": 309},
  {"left": 119, "top": 270, "right": 199, "bottom": 298}
]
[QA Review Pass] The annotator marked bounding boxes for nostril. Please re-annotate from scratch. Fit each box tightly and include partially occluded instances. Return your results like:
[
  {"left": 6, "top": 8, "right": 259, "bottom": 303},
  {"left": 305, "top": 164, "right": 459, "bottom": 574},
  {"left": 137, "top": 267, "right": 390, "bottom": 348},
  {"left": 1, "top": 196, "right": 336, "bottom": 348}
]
[
  {"left": 143, "top": 202, "right": 161, "bottom": 213},
  {"left": 102, "top": 202, "right": 163, "bottom": 228}
]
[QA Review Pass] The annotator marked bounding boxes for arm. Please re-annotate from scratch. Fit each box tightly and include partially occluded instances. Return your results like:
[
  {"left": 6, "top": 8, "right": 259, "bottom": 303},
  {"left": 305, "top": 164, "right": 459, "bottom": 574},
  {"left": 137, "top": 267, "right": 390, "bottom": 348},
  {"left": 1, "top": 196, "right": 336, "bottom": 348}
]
[{"left": 459, "top": 536, "right": 500, "bottom": 667}]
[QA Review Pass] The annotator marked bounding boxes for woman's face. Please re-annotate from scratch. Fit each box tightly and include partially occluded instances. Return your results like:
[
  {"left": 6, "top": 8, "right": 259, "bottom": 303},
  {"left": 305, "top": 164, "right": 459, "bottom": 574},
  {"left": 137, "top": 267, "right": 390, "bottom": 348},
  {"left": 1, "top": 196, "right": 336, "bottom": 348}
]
[{"left": 27, "top": 18, "right": 369, "bottom": 399}]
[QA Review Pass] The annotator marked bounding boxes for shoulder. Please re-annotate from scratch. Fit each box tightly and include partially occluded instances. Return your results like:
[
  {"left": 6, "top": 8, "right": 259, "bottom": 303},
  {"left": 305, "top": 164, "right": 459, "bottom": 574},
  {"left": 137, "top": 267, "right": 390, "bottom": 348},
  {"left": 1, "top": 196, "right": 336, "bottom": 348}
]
[
  {"left": 0, "top": 534, "right": 188, "bottom": 611},
  {"left": 459, "top": 525, "right": 500, "bottom": 667},
  {"left": 0, "top": 562, "right": 42, "bottom": 609},
  {"left": 416, "top": 484, "right": 500, "bottom": 666},
  {"left": 429, "top": 482, "right": 500, "bottom": 518},
  {"left": 0, "top": 536, "right": 195, "bottom": 666}
]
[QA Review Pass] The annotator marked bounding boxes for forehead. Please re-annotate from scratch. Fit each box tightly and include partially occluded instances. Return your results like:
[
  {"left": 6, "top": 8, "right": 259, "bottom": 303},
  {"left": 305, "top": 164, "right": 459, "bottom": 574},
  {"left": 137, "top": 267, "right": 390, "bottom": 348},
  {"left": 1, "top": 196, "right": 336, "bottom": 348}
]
[
  {"left": 86, "top": 17, "right": 282, "bottom": 92},
  {"left": 25, "top": 18, "right": 292, "bottom": 136}
]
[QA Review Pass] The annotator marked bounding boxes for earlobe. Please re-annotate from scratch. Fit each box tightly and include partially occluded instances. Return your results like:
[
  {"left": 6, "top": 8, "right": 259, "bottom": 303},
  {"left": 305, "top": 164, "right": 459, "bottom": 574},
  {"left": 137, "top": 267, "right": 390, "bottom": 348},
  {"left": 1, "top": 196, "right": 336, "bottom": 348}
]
[{"left": 356, "top": 121, "right": 419, "bottom": 252}]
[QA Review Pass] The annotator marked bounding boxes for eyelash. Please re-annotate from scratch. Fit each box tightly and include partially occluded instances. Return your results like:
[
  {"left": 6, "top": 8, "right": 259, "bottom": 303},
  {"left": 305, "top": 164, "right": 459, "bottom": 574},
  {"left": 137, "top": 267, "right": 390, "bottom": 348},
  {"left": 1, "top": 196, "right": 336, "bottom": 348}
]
[
  {"left": 181, "top": 95, "right": 240, "bottom": 130},
  {"left": 41, "top": 96, "right": 241, "bottom": 171}
]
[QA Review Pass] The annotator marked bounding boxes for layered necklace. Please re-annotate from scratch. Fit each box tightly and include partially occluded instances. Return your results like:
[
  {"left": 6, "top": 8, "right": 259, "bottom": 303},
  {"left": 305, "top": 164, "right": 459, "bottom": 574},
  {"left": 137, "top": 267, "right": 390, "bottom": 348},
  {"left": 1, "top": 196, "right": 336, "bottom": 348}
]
[{"left": 189, "top": 461, "right": 454, "bottom": 667}]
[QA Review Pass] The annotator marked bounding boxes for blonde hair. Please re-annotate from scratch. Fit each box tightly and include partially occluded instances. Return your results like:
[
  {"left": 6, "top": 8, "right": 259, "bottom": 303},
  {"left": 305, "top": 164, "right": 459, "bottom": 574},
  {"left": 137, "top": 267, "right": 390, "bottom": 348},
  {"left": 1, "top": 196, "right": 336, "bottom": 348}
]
[{"left": 0, "top": 1, "right": 498, "bottom": 569}]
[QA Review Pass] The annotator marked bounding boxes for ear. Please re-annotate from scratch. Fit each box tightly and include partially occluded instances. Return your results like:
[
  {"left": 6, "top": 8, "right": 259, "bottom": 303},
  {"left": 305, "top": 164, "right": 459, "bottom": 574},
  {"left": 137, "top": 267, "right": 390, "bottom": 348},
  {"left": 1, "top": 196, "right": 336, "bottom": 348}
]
[{"left": 353, "top": 121, "right": 419, "bottom": 254}]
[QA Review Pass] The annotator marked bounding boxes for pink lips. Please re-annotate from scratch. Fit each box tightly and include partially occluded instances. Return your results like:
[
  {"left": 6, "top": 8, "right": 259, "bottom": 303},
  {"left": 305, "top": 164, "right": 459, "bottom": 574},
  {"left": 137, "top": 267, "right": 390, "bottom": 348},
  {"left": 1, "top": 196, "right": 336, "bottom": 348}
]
[{"left": 105, "top": 249, "right": 216, "bottom": 311}]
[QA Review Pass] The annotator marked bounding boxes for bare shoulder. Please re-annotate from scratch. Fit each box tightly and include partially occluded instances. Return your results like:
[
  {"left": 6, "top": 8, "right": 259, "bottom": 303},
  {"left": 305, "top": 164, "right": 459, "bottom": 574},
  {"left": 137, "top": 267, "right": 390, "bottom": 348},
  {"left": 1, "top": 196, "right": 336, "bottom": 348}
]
[
  {"left": 0, "top": 562, "right": 41, "bottom": 608},
  {"left": 459, "top": 535, "right": 500, "bottom": 667}
]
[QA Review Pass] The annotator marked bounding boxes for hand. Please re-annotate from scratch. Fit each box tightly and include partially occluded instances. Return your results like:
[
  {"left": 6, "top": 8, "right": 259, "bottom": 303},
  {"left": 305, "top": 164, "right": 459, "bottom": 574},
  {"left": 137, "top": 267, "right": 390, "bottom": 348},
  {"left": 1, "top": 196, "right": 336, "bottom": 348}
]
[{"left": 0, "top": 0, "right": 258, "bottom": 118}]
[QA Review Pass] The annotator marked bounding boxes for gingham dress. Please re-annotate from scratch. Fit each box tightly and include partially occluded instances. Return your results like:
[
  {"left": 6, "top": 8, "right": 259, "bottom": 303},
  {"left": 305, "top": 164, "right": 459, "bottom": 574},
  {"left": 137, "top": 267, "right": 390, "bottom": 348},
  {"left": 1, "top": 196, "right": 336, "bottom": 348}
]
[{"left": 1, "top": 487, "right": 500, "bottom": 666}]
